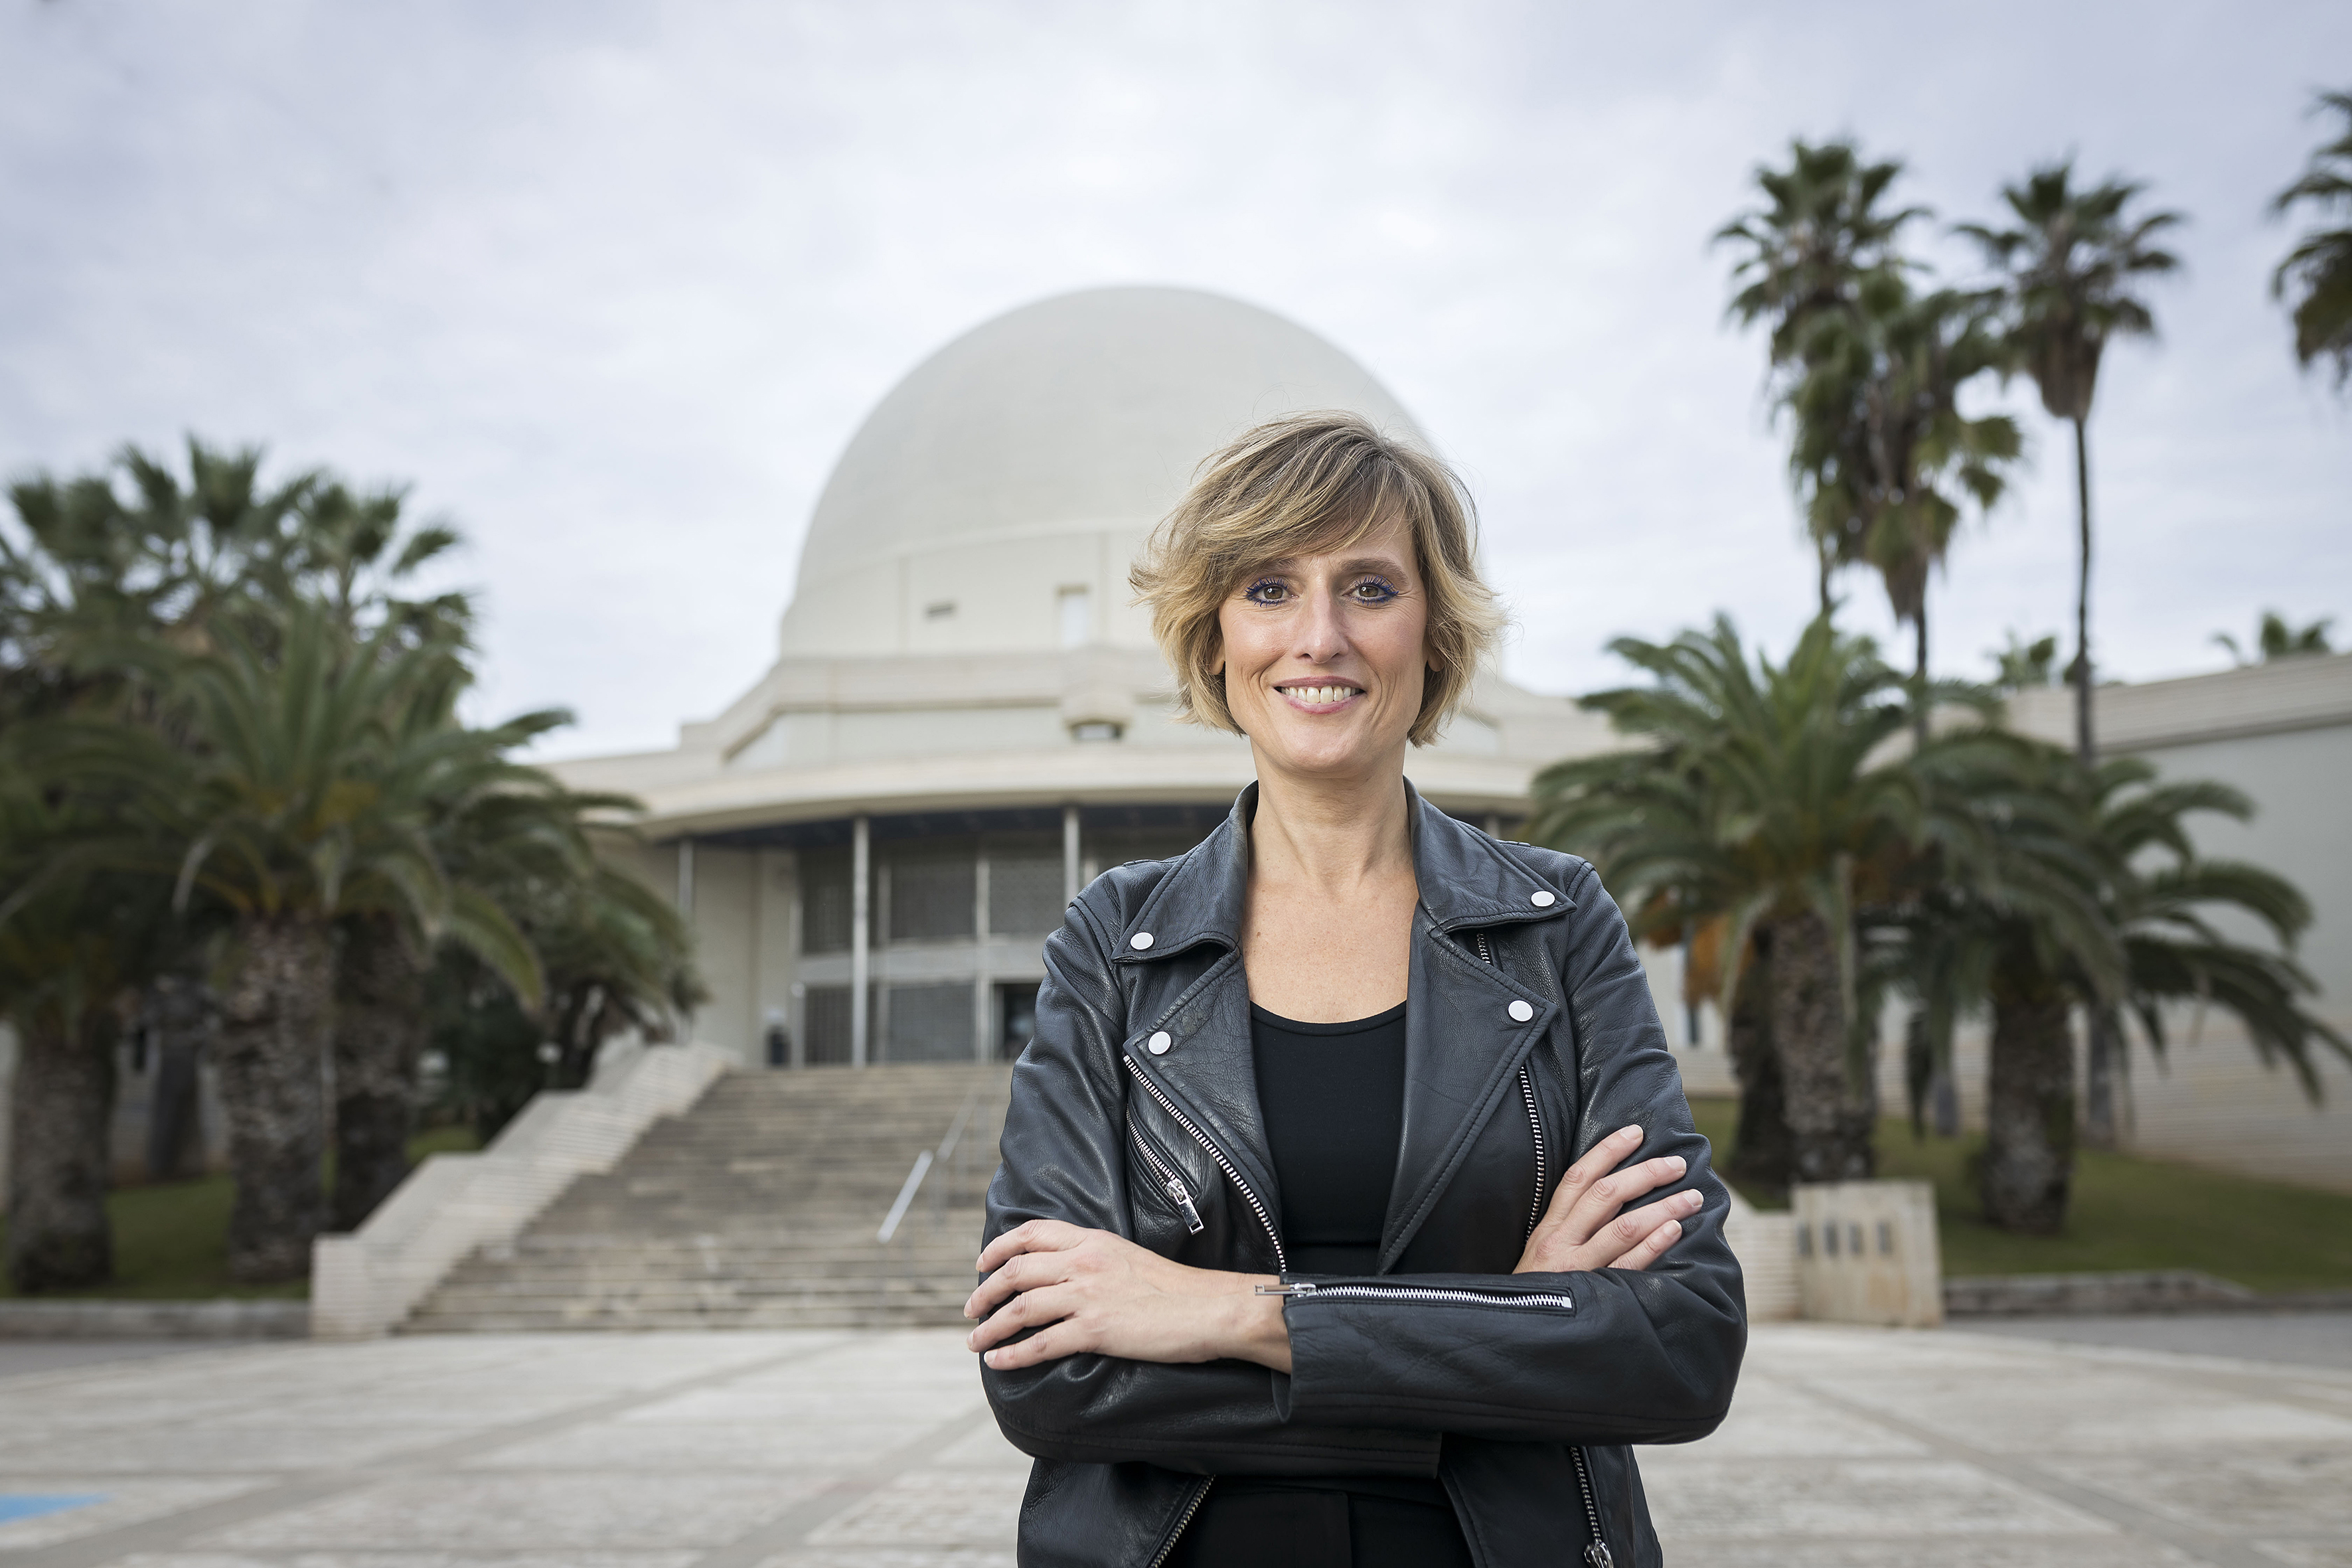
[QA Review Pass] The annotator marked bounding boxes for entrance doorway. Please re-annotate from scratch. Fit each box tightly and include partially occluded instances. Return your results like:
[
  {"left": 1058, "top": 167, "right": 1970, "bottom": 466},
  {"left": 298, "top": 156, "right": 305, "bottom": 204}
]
[{"left": 995, "top": 982, "right": 1040, "bottom": 1061}]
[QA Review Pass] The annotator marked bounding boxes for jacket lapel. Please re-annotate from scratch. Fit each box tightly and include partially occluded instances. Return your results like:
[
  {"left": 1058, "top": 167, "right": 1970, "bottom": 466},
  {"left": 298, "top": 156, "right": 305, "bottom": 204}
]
[{"left": 1378, "top": 790, "right": 1573, "bottom": 1269}]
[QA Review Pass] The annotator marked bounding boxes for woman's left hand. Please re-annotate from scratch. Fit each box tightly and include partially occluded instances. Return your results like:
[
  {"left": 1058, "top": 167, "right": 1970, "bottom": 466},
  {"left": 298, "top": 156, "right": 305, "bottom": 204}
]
[{"left": 965, "top": 1219, "right": 1292, "bottom": 1372}]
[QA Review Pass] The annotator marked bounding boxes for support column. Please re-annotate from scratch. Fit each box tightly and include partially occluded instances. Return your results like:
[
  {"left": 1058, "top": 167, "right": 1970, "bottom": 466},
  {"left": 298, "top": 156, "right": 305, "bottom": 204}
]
[
  {"left": 850, "top": 815, "right": 870, "bottom": 1068},
  {"left": 1063, "top": 804, "right": 1082, "bottom": 903},
  {"left": 676, "top": 840, "right": 696, "bottom": 1040}
]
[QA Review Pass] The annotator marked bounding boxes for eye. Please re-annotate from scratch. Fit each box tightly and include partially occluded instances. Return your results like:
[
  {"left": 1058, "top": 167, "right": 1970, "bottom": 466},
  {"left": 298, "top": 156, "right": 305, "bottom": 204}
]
[
  {"left": 1350, "top": 577, "right": 1401, "bottom": 604},
  {"left": 1243, "top": 578, "right": 1291, "bottom": 605}
]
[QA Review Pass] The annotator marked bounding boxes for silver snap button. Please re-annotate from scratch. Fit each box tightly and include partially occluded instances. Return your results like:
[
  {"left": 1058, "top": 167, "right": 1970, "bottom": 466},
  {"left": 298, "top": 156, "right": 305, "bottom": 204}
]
[
  {"left": 1508, "top": 999, "right": 1535, "bottom": 1023},
  {"left": 1530, "top": 890, "right": 1556, "bottom": 907},
  {"left": 1130, "top": 931, "right": 1154, "bottom": 950},
  {"left": 1147, "top": 1030, "right": 1172, "bottom": 1056}
]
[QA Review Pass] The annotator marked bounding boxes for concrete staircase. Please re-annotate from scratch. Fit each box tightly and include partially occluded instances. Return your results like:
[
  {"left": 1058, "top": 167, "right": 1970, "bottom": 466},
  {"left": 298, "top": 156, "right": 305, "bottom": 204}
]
[{"left": 404, "top": 1063, "right": 1012, "bottom": 1332}]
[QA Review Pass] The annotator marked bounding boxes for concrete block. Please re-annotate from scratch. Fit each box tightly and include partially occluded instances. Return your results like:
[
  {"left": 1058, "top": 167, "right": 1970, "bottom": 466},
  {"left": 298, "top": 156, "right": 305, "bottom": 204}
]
[{"left": 1793, "top": 1179, "right": 1942, "bottom": 1328}]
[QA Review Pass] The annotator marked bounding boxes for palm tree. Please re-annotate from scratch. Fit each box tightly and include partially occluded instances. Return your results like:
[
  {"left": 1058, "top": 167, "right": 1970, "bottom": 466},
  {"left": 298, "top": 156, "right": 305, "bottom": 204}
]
[
  {"left": 0, "top": 779, "right": 173, "bottom": 1291},
  {"left": 2092, "top": 760, "right": 2348, "bottom": 1099},
  {"left": 1888, "top": 744, "right": 2122, "bottom": 1231},
  {"left": 1530, "top": 616, "right": 1989, "bottom": 1186},
  {"left": 2213, "top": 610, "right": 2334, "bottom": 665},
  {"left": 1895, "top": 749, "right": 2345, "bottom": 1232},
  {"left": 428, "top": 838, "right": 704, "bottom": 1144},
  {"left": 1958, "top": 163, "right": 2183, "bottom": 767},
  {"left": 31, "top": 610, "right": 542, "bottom": 1280},
  {"left": 2273, "top": 89, "right": 2352, "bottom": 388},
  {"left": 326, "top": 699, "right": 590, "bottom": 1230},
  {"left": 1788, "top": 274, "right": 2023, "bottom": 739},
  {"left": 1717, "top": 139, "right": 1928, "bottom": 611}
]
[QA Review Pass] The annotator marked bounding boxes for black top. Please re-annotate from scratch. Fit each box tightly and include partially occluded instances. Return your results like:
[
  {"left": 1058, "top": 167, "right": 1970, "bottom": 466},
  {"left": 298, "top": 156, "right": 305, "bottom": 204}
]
[
  {"left": 1174, "top": 1000, "right": 1469, "bottom": 1568},
  {"left": 1250, "top": 1000, "right": 1408, "bottom": 1277}
]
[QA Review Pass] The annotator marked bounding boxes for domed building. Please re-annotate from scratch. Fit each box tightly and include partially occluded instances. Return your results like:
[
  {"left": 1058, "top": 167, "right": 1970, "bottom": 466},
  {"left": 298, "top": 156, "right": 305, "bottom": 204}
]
[{"left": 551, "top": 286, "right": 1608, "bottom": 1069}]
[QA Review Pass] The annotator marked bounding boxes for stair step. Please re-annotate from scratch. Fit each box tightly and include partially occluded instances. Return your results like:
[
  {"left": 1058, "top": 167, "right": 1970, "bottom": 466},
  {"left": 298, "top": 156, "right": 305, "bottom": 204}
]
[{"left": 404, "top": 1064, "right": 1014, "bottom": 1335}]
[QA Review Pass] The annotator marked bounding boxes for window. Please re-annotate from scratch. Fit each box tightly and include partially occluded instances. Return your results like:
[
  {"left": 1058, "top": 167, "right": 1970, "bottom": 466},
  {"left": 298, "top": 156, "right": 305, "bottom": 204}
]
[
  {"left": 884, "top": 982, "right": 973, "bottom": 1063},
  {"left": 801, "top": 848, "right": 853, "bottom": 955},
  {"left": 886, "top": 846, "right": 976, "bottom": 943},
  {"left": 988, "top": 848, "right": 1065, "bottom": 936},
  {"left": 803, "top": 985, "right": 854, "bottom": 1065},
  {"left": 1058, "top": 586, "right": 1091, "bottom": 648}
]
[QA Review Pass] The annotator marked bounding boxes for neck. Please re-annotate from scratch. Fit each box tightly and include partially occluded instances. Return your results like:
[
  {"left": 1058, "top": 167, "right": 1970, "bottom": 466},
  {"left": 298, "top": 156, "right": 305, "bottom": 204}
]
[{"left": 1246, "top": 753, "right": 1415, "bottom": 895}]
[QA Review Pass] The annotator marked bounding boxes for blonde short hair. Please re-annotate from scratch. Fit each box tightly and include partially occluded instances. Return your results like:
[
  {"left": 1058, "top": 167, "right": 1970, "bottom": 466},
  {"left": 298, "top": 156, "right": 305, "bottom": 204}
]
[{"left": 1130, "top": 412, "right": 1505, "bottom": 747}]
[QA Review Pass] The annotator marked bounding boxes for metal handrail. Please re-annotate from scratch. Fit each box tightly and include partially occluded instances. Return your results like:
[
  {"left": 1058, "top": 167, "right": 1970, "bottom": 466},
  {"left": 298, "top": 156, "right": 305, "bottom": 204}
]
[{"left": 876, "top": 1081, "right": 986, "bottom": 1243}]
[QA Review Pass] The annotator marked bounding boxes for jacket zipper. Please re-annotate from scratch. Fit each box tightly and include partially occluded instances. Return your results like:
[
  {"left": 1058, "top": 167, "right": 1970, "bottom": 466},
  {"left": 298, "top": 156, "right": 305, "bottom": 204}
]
[
  {"left": 1259, "top": 1280, "right": 1573, "bottom": 1310},
  {"left": 1475, "top": 926, "right": 1612, "bottom": 1568},
  {"left": 1131, "top": 1130, "right": 1206, "bottom": 1235},
  {"left": 1148, "top": 1477, "right": 1214, "bottom": 1568},
  {"left": 1477, "top": 932, "right": 1549, "bottom": 1243},
  {"left": 1123, "top": 1056, "right": 1286, "bottom": 1273}
]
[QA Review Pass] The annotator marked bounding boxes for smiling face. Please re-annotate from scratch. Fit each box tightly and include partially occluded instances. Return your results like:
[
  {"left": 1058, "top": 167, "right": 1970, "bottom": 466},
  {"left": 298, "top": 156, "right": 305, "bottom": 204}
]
[{"left": 1215, "top": 513, "right": 1431, "bottom": 787}]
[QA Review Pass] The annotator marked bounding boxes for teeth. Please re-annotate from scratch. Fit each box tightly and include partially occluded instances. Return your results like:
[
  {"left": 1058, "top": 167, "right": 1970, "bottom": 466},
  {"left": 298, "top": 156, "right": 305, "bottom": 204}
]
[{"left": 1289, "top": 685, "right": 1357, "bottom": 704}]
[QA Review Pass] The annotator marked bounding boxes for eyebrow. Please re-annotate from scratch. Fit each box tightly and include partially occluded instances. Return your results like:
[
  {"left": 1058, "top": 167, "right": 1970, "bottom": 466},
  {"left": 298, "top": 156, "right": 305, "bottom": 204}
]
[{"left": 1258, "top": 554, "right": 1409, "bottom": 575}]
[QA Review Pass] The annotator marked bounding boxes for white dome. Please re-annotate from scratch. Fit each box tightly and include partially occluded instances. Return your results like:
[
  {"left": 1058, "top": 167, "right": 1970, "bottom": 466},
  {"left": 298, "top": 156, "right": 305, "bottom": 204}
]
[{"left": 777, "top": 287, "right": 1423, "bottom": 658}]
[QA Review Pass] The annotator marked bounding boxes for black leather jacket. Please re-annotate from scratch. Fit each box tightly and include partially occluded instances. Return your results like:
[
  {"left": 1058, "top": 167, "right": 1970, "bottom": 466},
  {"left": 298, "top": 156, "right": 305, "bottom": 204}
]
[{"left": 980, "top": 783, "right": 1746, "bottom": 1567}]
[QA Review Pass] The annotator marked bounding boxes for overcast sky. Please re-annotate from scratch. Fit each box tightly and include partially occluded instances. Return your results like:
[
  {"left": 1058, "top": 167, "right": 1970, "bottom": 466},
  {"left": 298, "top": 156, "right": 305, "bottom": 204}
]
[{"left": 3, "top": 0, "right": 2345, "bottom": 759}]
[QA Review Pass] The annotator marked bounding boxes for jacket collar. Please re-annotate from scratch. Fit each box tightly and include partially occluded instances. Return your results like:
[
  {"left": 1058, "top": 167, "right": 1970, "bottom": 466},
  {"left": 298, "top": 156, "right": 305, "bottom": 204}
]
[{"left": 1111, "top": 779, "right": 1574, "bottom": 966}]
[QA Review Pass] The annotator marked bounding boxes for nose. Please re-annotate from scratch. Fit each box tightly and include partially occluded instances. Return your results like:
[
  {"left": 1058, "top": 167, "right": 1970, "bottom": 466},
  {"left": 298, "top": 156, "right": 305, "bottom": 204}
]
[{"left": 1292, "top": 589, "right": 1348, "bottom": 664}]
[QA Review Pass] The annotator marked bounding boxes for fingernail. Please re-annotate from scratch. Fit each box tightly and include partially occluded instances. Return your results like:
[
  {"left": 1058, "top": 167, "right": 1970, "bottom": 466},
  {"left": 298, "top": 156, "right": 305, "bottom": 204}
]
[
  {"left": 1618, "top": 1125, "right": 1643, "bottom": 1140},
  {"left": 1684, "top": 1190, "right": 1703, "bottom": 1208},
  {"left": 984, "top": 1349, "right": 1002, "bottom": 1368},
  {"left": 1662, "top": 1219, "right": 1681, "bottom": 1237},
  {"left": 1668, "top": 1155, "right": 1687, "bottom": 1172}
]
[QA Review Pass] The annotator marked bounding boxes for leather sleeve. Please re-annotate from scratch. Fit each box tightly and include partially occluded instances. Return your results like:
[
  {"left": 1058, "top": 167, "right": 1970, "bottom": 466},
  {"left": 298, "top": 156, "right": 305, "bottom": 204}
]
[
  {"left": 977, "top": 894, "right": 1443, "bottom": 1477},
  {"left": 1281, "top": 866, "right": 1748, "bottom": 1444}
]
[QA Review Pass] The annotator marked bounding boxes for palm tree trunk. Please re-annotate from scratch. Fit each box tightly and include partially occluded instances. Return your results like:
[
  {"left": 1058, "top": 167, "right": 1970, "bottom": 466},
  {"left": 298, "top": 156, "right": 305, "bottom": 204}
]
[
  {"left": 141, "top": 972, "right": 213, "bottom": 1182},
  {"left": 2071, "top": 414, "right": 2094, "bottom": 766},
  {"left": 1725, "top": 939, "right": 1791, "bottom": 1198},
  {"left": 332, "top": 915, "right": 425, "bottom": 1231},
  {"left": 1816, "top": 536, "right": 1834, "bottom": 619},
  {"left": 1983, "top": 969, "right": 2075, "bottom": 1233},
  {"left": 1764, "top": 909, "right": 1873, "bottom": 1184},
  {"left": 4, "top": 1006, "right": 116, "bottom": 1292},
  {"left": 2069, "top": 411, "right": 2124, "bottom": 1149},
  {"left": 214, "top": 912, "right": 335, "bottom": 1282},
  {"left": 1913, "top": 599, "right": 1931, "bottom": 753}
]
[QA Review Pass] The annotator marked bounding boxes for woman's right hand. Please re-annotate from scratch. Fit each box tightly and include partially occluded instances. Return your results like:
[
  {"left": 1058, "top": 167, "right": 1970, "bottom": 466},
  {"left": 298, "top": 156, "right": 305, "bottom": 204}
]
[{"left": 1514, "top": 1124, "right": 1703, "bottom": 1275}]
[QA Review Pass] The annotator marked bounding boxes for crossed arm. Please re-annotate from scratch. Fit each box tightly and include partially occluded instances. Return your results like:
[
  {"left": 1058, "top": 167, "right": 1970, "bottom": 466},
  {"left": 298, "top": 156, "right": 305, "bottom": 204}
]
[{"left": 965, "top": 1121, "right": 1698, "bottom": 1373}]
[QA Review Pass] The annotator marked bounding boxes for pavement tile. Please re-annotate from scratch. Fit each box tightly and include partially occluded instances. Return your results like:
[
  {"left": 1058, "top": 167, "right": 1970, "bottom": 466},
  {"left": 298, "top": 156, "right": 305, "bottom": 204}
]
[
  {"left": 921, "top": 1426, "right": 1032, "bottom": 1474},
  {"left": 471, "top": 1420, "right": 923, "bottom": 1471},
  {"left": 210, "top": 1473, "right": 825, "bottom": 1551},
  {"left": 1644, "top": 1544, "right": 2207, "bottom": 1567},
  {"left": 2044, "top": 1447, "right": 2352, "bottom": 1535},
  {"left": 801, "top": 1470, "right": 1024, "bottom": 1550},
  {"left": 118, "top": 1557, "right": 700, "bottom": 1567},
  {"left": 1662, "top": 1377, "right": 1935, "bottom": 1458},
  {"left": 1645, "top": 1457, "right": 2115, "bottom": 1538},
  {"left": 0, "top": 1426, "right": 479, "bottom": 1473},
  {"left": 757, "top": 1553, "right": 1015, "bottom": 1568},
  {"left": 2256, "top": 1545, "right": 2352, "bottom": 1567},
  {"left": 0, "top": 1477, "right": 264, "bottom": 1549}
]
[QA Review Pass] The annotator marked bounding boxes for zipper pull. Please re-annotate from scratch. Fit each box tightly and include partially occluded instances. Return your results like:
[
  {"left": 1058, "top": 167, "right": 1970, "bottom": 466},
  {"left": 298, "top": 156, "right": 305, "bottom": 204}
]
[
  {"left": 1585, "top": 1545, "right": 1614, "bottom": 1568},
  {"left": 1253, "top": 1281, "right": 1318, "bottom": 1296},
  {"left": 1166, "top": 1179, "right": 1205, "bottom": 1235}
]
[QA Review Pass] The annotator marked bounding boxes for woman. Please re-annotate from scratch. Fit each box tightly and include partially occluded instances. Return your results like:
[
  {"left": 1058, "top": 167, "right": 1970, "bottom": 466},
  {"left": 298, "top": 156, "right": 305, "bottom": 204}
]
[{"left": 968, "top": 412, "right": 1745, "bottom": 1568}]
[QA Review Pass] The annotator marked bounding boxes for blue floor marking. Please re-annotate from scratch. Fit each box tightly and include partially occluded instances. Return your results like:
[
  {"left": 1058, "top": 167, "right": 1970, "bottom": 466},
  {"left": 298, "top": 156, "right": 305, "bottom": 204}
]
[{"left": 0, "top": 1494, "right": 109, "bottom": 1524}]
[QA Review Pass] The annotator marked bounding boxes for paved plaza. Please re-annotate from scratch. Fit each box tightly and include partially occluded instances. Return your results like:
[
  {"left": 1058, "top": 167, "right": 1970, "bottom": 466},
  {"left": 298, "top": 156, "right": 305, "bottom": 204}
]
[{"left": 0, "top": 1321, "right": 2347, "bottom": 1567}]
